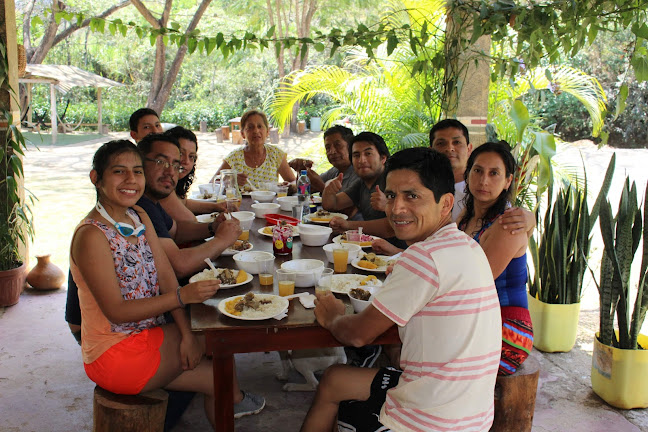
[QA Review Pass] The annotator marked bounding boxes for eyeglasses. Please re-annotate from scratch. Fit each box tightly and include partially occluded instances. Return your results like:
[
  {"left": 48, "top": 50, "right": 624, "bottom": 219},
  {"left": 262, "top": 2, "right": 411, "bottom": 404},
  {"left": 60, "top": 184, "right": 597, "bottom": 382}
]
[{"left": 145, "top": 157, "right": 185, "bottom": 173}]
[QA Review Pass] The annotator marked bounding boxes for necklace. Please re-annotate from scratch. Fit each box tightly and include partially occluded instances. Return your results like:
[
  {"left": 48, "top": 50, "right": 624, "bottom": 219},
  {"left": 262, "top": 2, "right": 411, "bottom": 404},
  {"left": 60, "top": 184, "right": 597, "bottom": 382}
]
[{"left": 246, "top": 147, "right": 266, "bottom": 168}]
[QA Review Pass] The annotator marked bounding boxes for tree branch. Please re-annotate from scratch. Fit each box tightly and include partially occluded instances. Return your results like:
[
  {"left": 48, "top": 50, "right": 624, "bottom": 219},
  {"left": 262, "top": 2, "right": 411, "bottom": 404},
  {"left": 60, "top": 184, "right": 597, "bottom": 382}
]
[
  {"left": 130, "top": 0, "right": 160, "bottom": 28},
  {"left": 29, "top": 0, "right": 63, "bottom": 64},
  {"left": 52, "top": 0, "right": 131, "bottom": 47},
  {"left": 22, "top": 0, "right": 36, "bottom": 56}
]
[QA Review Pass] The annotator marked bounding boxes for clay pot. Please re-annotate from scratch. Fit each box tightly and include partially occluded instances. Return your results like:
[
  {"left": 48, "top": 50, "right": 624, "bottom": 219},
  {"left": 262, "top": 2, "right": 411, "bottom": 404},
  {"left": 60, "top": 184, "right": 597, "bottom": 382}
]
[
  {"left": 0, "top": 262, "right": 27, "bottom": 306},
  {"left": 26, "top": 254, "right": 65, "bottom": 290}
]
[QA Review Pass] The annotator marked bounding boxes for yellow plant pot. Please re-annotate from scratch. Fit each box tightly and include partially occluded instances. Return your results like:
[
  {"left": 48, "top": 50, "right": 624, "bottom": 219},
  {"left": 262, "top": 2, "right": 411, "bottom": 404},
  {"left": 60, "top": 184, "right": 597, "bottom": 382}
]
[
  {"left": 527, "top": 293, "right": 580, "bottom": 353},
  {"left": 591, "top": 332, "right": 648, "bottom": 409}
]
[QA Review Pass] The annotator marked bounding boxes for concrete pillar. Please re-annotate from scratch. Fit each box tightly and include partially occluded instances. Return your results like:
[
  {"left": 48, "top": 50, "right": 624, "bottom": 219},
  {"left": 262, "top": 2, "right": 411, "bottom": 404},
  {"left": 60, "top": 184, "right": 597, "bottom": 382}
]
[
  {"left": 454, "top": 35, "right": 490, "bottom": 147},
  {"left": 97, "top": 87, "right": 102, "bottom": 134},
  {"left": 444, "top": 12, "right": 491, "bottom": 147}
]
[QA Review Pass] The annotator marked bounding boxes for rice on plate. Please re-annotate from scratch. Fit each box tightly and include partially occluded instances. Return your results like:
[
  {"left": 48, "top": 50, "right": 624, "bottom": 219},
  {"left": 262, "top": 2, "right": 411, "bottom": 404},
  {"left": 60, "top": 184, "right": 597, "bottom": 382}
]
[
  {"left": 327, "top": 274, "right": 383, "bottom": 294},
  {"left": 217, "top": 293, "right": 288, "bottom": 320}
]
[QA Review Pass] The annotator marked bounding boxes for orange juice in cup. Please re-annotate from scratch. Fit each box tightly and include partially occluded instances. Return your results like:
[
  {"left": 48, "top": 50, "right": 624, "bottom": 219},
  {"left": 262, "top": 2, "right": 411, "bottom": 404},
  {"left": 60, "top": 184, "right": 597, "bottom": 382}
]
[
  {"left": 238, "top": 230, "right": 250, "bottom": 241},
  {"left": 255, "top": 256, "right": 275, "bottom": 286},
  {"left": 277, "top": 269, "right": 296, "bottom": 296},
  {"left": 333, "top": 247, "right": 349, "bottom": 273}
]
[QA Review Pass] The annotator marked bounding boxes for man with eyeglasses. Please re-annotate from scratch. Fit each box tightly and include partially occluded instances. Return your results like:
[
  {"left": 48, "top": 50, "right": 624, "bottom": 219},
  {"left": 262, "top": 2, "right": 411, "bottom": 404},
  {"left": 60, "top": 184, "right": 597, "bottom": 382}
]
[{"left": 136, "top": 133, "right": 243, "bottom": 278}]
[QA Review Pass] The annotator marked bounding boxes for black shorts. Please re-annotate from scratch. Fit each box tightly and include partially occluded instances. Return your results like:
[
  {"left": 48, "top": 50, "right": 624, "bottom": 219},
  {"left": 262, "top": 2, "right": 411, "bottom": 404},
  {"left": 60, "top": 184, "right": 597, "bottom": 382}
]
[{"left": 337, "top": 367, "right": 402, "bottom": 432}]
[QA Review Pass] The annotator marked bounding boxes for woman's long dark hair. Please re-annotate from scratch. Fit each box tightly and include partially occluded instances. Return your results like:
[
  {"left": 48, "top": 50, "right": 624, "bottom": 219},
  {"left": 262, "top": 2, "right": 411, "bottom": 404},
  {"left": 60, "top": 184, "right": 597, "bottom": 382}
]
[
  {"left": 459, "top": 141, "right": 516, "bottom": 233},
  {"left": 164, "top": 127, "right": 198, "bottom": 199}
]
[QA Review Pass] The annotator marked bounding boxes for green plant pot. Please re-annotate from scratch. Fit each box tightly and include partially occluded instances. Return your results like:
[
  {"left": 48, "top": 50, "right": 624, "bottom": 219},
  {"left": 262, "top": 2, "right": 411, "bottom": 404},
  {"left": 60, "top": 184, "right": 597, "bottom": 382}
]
[
  {"left": 591, "top": 332, "right": 648, "bottom": 409},
  {"left": 527, "top": 293, "right": 580, "bottom": 353}
]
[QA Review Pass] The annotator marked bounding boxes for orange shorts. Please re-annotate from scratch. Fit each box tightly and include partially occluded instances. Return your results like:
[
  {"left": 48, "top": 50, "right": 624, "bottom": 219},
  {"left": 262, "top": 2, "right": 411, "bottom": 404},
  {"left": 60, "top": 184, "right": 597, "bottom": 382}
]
[{"left": 84, "top": 327, "right": 164, "bottom": 395}]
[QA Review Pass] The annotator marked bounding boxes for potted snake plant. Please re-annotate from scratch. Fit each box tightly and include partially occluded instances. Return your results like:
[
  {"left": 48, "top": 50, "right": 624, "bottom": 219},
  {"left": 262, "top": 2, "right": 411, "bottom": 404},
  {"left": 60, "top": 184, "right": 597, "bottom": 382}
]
[
  {"left": 591, "top": 177, "right": 648, "bottom": 409},
  {"left": 0, "top": 41, "right": 34, "bottom": 306},
  {"left": 527, "top": 155, "right": 615, "bottom": 352}
]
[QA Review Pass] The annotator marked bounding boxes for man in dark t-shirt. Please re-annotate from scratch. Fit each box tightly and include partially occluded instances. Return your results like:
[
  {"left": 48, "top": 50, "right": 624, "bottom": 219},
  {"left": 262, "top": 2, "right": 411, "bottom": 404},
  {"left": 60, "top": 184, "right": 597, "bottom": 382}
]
[{"left": 322, "top": 132, "right": 399, "bottom": 243}]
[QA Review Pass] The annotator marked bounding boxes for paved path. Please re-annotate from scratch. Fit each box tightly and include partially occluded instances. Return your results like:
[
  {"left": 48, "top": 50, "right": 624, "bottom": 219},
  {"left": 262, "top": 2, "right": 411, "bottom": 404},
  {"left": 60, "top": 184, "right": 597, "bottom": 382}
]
[{"left": 1, "top": 132, "right": 646, "bottom": 431}]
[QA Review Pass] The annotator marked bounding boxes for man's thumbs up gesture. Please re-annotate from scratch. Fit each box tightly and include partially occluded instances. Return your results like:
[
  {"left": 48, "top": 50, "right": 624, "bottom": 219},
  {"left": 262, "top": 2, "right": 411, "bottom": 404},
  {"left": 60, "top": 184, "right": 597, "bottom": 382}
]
[{"left": 370, "top": 185, "right": 387, "bottom": 211}]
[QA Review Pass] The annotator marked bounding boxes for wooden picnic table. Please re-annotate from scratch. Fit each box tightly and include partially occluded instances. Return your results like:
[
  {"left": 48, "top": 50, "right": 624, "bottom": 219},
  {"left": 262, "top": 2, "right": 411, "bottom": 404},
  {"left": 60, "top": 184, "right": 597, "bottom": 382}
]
[{"left": 190, "top": 198, "right": 399, "bottom": 431}]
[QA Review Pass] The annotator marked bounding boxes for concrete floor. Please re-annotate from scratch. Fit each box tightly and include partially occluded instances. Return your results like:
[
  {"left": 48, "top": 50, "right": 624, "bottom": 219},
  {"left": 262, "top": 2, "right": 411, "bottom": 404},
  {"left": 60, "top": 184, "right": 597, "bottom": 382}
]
[{"left": 1, "top": 131, "right": 647, "bottom": 431}]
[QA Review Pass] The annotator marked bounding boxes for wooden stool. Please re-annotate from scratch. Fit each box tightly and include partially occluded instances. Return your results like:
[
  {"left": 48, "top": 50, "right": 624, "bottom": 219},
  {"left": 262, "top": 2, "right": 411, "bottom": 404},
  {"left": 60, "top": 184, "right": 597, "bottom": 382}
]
[
  {"left": 232, "top": 129, "right": 243, "bottom": 144},
  {"left": 221, "top": 125, "right": 230, "bottom": 141},
  {"left": 93, "top": 385, "right": 168, "bottom": 432},
  {"left": 269, "top": 127, "right": 280, "bottom": 143},
  {"left": 215, "top": 128, "right": 223, "bottom": 143},
  {"left": 490, "top": 356, "right": 540, "bottom": 432}
]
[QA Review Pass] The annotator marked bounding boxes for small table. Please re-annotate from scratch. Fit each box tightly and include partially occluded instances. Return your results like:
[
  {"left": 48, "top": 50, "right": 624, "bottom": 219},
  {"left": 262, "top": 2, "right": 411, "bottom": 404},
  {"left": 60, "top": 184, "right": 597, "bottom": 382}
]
[
  {"left": 229, "top": 117, "right": 241, "bottom": 131},
  {"left": 191, "top": 199, "right": 400, "bottom": 431}
]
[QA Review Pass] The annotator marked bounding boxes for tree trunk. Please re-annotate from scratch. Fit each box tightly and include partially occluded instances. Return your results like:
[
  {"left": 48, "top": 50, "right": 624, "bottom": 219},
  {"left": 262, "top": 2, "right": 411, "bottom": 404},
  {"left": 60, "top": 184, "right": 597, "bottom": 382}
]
[{"left": 132, "top": 0, "right": 212, "bottom": 115}]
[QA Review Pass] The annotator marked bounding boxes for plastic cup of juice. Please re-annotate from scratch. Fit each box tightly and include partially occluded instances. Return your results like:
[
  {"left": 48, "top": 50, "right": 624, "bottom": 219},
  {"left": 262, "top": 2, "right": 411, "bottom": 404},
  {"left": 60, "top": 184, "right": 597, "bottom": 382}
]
[
  {"left": 276, "top": 269, "right": 296, "bottom": 296},
  {"left": 332, "top": 247, "right": 349, "bottom": 273},
  {"left": 255, "top": 256, "right": 275, "bottom": 286},
  {"left": 315, "top": 268, "right": 335, "bottom": 296},
  {"left": 277, "top": 185, "right": 289, "bottom": 197}
]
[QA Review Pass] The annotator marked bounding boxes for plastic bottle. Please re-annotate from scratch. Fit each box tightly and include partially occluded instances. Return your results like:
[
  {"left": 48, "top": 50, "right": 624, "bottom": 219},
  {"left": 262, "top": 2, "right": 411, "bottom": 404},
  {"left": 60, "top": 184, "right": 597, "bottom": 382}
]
[{"left": 297, "top": 170, "right": 311, "bottom": 203}]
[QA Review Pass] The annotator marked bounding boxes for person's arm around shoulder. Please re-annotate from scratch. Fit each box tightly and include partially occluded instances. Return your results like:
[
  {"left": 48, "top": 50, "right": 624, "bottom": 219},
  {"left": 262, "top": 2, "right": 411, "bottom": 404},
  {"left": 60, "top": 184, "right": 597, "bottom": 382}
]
[
  {"left": 498, "top": 207, "right": 535, "bottom": 237},
  {"left": 314, "top": 293, "right": 395, "bottom": 347},
  {"left": 322, "top": 173, "right": 353, "bottom": 211},
  {"left": 479, "top": 220, "right": 529, "bottom": 279}
]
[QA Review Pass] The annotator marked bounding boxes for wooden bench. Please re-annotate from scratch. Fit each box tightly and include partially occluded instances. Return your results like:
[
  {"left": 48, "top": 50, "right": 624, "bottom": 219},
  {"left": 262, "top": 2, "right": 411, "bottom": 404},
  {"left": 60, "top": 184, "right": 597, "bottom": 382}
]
[
  {"left": 93, "top": 385, "right": 168, "bottom": 432},
  {"left": 490, "top": 356, "right": 540, "bottom": 432}
]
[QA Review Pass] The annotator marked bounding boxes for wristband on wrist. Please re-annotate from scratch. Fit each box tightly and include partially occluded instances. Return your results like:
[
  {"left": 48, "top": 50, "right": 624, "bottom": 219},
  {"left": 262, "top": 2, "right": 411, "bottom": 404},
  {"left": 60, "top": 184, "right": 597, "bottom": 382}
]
[
  {"left": 176, "top": 286, "right": 186, "bottom": 308},
  {"left": 208, "top": 222, "right": 215, "bottom": 237}
]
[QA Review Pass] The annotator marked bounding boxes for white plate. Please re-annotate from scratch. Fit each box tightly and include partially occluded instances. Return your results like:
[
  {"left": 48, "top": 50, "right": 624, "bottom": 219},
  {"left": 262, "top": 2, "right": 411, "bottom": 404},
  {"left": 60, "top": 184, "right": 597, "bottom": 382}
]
[
  {"left": 188, "top": 268, "right": 254, "bottom": 289},
  {"left": 350, "top": 256, "right": 394, "bottom": 273},
  {"left": 305, "top": 212, "right": 348, "bottom": 224},
  {"left": 222, "top": 241, "right": 254, "bottom": 256},
  {"left": 323, "top": 274, "right": 383, "bottom": 294},
  {"left": 257, "top": 226, "right": 300, "bottom": 238},
  {"left": 218, "top": 294, "right": 289, "bottom": 320},
  {"left": 332, "top": 234, "right": 379, "bottom": 248},
  {"left": 190, "top": 193, "right": 225, "bottom": 202},
  {"left": 196, "top": 213, "right": 220, "bottom": 223}
]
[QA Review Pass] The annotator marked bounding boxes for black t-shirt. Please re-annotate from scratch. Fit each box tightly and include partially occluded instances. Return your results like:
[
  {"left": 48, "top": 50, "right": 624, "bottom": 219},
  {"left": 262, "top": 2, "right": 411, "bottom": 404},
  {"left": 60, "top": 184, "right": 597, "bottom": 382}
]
[
  {"left": 136, "top": 195, "right": 173, "bottom": 239},
  {"left": 342, "top": 171, "right": 386, "bottom": 221}
]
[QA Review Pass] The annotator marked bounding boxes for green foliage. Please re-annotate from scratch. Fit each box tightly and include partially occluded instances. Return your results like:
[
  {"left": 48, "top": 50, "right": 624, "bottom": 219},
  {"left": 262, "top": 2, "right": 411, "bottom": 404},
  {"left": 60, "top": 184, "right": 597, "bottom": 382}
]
[
  {"left": 597, "top": 177, "right": 648, "bottom": 349},
  {"left": 0, "top": 43, "right": 35, "bottom": 270},
  {"left": 529, "top": 155, "right": 615, "bottom": 304}
]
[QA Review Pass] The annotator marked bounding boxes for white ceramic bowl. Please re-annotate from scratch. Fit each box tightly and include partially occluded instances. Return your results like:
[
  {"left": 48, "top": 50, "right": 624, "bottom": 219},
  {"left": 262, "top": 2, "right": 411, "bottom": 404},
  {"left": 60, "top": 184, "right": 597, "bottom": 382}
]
[
  {"left": 233, "top": 251, "right": 275, "bottom": 275},
  {"left": 198, "top": 183, "right": 219, "bottom": 195},
  {"left": 250, "top": 190, "right": 277, "bottom": 203},
  {"left": 322, "top": 243, "right": 362, "bottom": 263},
  {"left": 297, "top": 223, "right": 332, "bottom": 246},
  {"left": 347, "top": 285, "right": 381, "bottom": 313},
  {"left": 231, "top": 211, "right": 255, "bottom": 230},
  {"left": 277, "top": 195, "right": 299, "bottom": 211},
  {"left": 250, "top": 203, "right": 281, "bottom": 218},
  {"left": 280, "top": 259, "right": 325, "bottom": 287}
]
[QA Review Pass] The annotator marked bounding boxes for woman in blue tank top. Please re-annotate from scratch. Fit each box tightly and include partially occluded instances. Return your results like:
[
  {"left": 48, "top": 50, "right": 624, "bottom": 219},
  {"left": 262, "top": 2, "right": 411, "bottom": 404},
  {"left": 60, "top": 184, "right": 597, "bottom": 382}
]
[{"left": 458, "top": 141, "right": 534, "bottom": 375}]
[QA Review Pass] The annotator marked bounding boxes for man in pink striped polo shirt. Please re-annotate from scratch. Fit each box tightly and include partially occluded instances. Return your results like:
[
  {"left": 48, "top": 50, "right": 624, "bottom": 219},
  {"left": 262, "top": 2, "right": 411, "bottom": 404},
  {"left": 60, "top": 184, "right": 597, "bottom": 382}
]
[{"left": 304, "top": 147, "right": 501, "bottom": 432}]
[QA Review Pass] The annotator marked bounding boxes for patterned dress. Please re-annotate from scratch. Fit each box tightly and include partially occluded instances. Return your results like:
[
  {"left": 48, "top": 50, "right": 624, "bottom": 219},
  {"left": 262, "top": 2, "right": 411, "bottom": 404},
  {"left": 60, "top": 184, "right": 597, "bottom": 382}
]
[
  {"left": 224, "top": 144, "right": 286, "bottom": 187},
  {"left": 74, "top": 208, "right": 165, "bottom": 365}
]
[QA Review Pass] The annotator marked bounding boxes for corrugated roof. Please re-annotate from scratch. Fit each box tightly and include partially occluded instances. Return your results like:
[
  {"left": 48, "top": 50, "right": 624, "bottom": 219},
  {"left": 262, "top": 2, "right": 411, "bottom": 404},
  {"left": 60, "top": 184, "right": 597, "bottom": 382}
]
[{"left": 21, "top": 64, "right": 126, "bottom": 94}]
